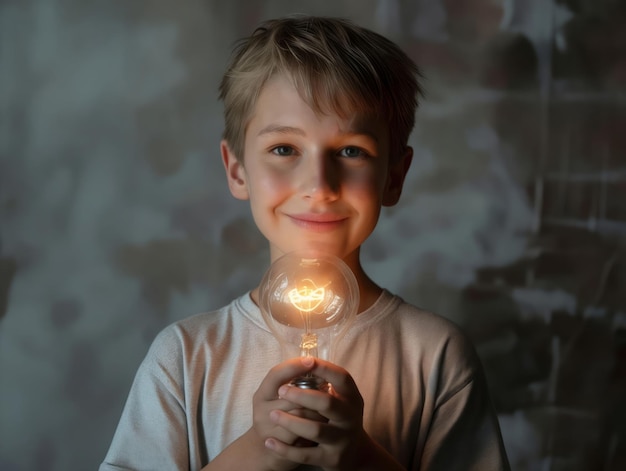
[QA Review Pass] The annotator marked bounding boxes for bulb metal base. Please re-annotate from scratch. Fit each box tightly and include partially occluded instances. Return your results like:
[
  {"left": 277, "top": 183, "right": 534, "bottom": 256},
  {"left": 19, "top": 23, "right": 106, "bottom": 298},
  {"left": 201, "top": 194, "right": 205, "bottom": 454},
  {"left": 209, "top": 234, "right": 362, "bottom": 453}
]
[{"left": 290, "top": 375, "right": 329, "bottom": 391}]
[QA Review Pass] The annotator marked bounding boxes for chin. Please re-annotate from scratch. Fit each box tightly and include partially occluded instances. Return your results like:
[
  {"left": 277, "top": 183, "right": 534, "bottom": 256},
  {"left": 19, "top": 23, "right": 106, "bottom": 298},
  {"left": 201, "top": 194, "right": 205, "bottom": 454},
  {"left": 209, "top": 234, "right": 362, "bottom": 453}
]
[
  {"left": 278, "top": 242, "right": 361, "bottom": 264},
  {"left": 274, "top": 242, "right": 345, "bottom": 258}
]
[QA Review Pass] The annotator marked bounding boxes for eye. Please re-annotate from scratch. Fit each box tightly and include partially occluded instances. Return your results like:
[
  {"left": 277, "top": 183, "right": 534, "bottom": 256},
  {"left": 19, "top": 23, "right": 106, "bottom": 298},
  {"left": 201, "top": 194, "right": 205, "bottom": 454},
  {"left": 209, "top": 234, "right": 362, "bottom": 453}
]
[
  {"left": 271, "top": 145, "right": 296, "bottom": 157},
  {"left": 339, "top": 146, "right": 368, "bottom": 159}
]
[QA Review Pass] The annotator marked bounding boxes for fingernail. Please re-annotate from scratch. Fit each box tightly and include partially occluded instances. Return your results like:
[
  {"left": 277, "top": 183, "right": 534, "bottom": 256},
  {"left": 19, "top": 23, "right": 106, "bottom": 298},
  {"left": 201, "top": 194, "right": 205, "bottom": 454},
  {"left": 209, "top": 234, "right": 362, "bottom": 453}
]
[
  {"left": 265, "top": 438, "right": 276, "bottom": 450},
  {"left": 301, "top": 356, "right": 314, "bottom": 367},
  {"left": 278, "top": 384, "right": 289, "bottom": 397}
]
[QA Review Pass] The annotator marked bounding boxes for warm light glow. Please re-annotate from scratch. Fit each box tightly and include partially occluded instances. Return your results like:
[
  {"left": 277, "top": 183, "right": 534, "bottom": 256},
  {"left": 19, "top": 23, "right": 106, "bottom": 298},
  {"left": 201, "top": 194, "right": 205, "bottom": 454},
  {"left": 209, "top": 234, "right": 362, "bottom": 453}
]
[
  {"left": 287, "top": 279, "right": 326, "bottom": 313},
  {"left": 259, "top": 251, "right": 359, "bottom": 390}
]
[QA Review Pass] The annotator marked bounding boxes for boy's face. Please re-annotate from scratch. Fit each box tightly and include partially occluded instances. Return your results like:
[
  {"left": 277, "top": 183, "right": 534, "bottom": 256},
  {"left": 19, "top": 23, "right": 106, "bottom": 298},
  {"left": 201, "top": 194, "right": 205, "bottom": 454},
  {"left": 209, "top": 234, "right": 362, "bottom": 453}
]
[{"left": 222, "top": 74, "right": 412, "bottom": 266}]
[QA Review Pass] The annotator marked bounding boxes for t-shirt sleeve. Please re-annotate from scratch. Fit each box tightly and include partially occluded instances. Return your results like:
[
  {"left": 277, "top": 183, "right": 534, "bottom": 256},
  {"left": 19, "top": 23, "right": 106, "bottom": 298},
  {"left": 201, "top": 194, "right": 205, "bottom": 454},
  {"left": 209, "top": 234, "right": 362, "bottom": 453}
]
[
  {"left": 100, "top": 327, "right": 190, "bottom": 471},
  {"left": 417, "top": 331, "right": 511, "bottom": 471}
]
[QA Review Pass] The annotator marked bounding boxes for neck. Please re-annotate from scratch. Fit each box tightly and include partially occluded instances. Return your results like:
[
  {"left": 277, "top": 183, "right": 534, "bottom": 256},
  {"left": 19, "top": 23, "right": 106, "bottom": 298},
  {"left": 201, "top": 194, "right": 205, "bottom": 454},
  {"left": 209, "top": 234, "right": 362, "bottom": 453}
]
[{"left": 349, "top": 261, "right": 383, "bottom": 314}]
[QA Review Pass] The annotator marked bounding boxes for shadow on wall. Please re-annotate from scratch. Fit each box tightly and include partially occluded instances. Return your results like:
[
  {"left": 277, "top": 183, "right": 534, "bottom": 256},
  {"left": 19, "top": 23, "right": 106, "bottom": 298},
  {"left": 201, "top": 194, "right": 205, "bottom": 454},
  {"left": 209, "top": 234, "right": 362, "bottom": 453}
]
[
  {"left": 393, "top": 0, "right": 626, "bottom": 469},
  {"left": 0, "top": 254, "right": 18, "bottom": 321},
  {"left": 470, "top": 1, "right": 626, "bottom": 469}
]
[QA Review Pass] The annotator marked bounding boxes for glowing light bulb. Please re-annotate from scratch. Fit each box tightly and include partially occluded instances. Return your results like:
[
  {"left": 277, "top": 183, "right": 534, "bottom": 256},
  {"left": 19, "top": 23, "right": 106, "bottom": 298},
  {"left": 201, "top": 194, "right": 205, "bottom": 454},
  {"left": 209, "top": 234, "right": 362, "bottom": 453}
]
[{"left": 259, "top": 250, "right": 359, "bottom": 390}]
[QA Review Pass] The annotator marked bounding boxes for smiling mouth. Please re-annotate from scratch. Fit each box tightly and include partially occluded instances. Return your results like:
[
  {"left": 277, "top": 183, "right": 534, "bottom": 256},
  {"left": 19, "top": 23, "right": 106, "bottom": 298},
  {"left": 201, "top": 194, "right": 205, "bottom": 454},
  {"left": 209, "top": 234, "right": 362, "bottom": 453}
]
[{"left": 287, "top": 214, "right": 347, "bottom": 231}]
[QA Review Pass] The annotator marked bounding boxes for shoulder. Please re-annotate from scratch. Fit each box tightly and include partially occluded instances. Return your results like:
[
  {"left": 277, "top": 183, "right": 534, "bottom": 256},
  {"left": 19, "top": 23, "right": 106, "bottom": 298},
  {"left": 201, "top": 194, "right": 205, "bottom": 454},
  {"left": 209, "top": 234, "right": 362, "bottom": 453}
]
[
  {"left": 143, "top": 293, "right": 256, "bottom": 369},
  {"left": 372, "top": 291, "right": 472, "bottom": 349},
  {"left": 376, "top": 291, "right": 483, "bottom": 380}
]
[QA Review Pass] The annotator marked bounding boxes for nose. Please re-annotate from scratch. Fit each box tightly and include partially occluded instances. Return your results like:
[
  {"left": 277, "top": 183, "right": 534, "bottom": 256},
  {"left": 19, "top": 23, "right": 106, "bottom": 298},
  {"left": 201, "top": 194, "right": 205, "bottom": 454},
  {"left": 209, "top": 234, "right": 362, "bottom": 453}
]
[{"left": 300, "top": 154, "right": 340, "bottom": 201}]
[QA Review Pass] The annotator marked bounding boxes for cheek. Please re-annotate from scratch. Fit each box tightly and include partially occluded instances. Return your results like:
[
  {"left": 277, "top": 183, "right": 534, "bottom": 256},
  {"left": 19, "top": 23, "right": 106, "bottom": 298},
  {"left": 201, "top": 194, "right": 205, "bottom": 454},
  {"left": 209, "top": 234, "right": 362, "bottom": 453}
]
[
  {"left": 248, "top": 168, "right": 292, "bottom": 200},
  {"left": 344, "top": 169, "right": 387, "bottom": 200}
]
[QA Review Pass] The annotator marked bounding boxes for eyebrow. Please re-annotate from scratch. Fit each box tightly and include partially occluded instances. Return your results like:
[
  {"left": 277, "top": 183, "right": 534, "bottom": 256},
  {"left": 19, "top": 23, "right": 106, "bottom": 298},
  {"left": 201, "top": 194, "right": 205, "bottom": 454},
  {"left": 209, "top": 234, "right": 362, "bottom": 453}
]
[
  {"left": 257, "top": 124, "right": 379, "bottom": 142},
  {"left": 257, "top": 124, "right": 306, "bottom": 137}
]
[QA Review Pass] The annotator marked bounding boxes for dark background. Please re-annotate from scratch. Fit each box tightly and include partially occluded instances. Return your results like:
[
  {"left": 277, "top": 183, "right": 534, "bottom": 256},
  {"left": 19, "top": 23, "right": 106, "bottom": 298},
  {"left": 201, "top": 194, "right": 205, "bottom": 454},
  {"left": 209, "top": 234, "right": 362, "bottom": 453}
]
[{"left": 1, "top": 0, "right": 625, "bottom": 470}]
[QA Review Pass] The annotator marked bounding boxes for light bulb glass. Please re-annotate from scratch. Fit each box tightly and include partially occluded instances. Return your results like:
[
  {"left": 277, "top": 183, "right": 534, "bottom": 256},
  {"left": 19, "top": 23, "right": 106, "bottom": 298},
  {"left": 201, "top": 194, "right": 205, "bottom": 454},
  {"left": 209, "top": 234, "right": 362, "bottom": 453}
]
[{"left": 259, "top": 250, "right": 359, "bottom": 390}]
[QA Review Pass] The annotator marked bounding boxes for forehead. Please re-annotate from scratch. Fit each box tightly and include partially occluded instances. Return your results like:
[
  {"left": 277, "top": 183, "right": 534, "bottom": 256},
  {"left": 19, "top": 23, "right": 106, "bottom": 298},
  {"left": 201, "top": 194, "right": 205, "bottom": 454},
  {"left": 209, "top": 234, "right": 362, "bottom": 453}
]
[{"left": 247, "top": 74, "right": 388, "bottom": 142}]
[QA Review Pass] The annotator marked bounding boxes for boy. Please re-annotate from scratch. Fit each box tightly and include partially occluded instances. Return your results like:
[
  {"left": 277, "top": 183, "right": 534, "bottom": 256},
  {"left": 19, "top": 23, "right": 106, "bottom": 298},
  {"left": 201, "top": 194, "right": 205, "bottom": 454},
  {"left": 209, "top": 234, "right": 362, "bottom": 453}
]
[{"left": 101, "top": 16, "right": 509, "bottom": 471}]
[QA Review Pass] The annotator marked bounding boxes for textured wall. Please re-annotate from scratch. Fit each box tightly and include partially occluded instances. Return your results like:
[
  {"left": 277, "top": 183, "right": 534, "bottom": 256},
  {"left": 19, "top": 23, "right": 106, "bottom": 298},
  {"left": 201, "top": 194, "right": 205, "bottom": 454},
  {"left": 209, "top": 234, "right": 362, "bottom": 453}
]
[{"left": 1, "top": 1, "right": 625, "bottom": 470}]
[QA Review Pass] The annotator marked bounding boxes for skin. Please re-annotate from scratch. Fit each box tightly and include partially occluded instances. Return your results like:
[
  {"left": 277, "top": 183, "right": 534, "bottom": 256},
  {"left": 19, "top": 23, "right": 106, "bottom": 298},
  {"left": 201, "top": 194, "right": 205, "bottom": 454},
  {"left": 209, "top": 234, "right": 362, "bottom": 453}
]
[
  {"left": 223, "top": 74, "right": 412, "bottom": 312},
  {"left": 207, "top": 74, "right": 412, "bottom": 471}
]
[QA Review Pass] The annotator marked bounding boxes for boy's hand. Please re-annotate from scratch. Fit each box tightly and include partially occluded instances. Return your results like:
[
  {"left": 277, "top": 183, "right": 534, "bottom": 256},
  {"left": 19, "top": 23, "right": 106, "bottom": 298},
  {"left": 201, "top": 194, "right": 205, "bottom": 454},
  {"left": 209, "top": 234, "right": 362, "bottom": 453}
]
[
  {"left": 250, "top": 357, "right": 327, "bottom": 471},
  {"left": 263, "top": 357, "right": 370, "bottom": 471}
]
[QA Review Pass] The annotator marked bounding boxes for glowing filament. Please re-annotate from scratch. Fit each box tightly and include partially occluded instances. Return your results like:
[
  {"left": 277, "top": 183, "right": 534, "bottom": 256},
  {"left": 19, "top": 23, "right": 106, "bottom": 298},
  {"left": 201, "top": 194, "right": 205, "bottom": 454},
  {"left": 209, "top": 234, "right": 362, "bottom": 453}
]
[{"left": 288, "top": 280, "right": 325, "bottom": 313}]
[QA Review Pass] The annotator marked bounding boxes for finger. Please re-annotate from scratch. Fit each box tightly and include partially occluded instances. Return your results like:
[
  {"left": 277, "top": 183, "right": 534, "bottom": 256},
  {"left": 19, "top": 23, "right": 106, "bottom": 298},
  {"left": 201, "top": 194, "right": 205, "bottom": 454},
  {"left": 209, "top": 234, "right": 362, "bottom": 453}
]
[
  {"left": 265, "top": 435, "right": 326, "bottom": 465},
  {"left": 267, "top": 422, "right": 302, "bottom": 446},
  {"left": 270, "top": 409, "right": 339, "bottom": 444},
  {"left": 305, "top": 358, "right": 360, "bottom": 397},
  {"left": 278, "top": 381, "right": 363, "bottom": 424},
  {"left": 252, "top": 396, "right": 305, "bottom": 437},
  {"left": 278, "top": 385, "right": 335, "bottom": 416},
  {"left": 288, "top": 407, "right": 328, "bottom": 423},
  {"left": 255, "top": 401, "right": 306, "bottom": 445},
  {"left": 265, "top": 434, "right": 345, "bottom": 467},
  {"left": 264, "top": 397, "right": 305, "bottom": 414},
  {"left": 255, "top": 357, "right": 316, "bottom": 401}
]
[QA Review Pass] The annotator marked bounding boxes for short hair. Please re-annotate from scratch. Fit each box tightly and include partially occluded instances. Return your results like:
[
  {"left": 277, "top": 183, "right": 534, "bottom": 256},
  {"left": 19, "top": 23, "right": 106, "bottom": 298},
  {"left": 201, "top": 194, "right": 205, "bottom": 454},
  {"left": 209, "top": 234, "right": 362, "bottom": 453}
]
[{"left": 218, "top": 15, "right": 423, "bottom": 162}]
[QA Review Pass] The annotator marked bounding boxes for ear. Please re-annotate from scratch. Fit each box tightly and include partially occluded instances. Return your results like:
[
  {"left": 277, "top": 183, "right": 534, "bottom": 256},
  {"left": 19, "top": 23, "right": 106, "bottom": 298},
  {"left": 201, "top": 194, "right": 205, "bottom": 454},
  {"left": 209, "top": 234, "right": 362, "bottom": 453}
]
[
  {"left": 382, "top": 146, "right": 413, "bottom": 207},
  {"left": 221, "top": 140, "right": 249, "bottom": 200}
]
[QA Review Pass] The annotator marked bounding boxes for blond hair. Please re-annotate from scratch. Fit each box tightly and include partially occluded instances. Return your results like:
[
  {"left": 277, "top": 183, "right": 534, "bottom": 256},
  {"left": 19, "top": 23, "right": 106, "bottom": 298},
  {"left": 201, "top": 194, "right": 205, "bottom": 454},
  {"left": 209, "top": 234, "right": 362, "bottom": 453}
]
[{"left": 218, "top": 15, "right": 422, "bottom": 162}]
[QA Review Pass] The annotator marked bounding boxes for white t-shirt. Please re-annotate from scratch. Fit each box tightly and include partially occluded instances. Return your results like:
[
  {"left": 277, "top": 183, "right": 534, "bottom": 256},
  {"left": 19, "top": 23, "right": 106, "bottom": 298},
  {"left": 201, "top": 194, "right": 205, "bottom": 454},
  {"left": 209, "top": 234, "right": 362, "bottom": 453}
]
[{"left": 100, "top": 290, "right": 509, "bottom": 470}]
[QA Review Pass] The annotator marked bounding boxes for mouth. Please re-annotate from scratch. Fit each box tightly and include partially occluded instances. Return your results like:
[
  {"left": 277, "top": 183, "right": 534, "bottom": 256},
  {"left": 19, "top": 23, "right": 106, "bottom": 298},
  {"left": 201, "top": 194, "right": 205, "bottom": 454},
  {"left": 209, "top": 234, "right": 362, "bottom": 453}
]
[{"left": 287, "top": 213, "right": 348, "bottom": 231}]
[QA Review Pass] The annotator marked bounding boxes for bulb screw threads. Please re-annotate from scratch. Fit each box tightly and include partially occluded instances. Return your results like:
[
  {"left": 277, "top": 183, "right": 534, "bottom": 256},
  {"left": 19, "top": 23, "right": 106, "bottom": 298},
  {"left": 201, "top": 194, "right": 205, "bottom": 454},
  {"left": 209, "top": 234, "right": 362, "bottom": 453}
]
[{"left": 290, "top": 375, "right": 329, "bottom": 391}]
